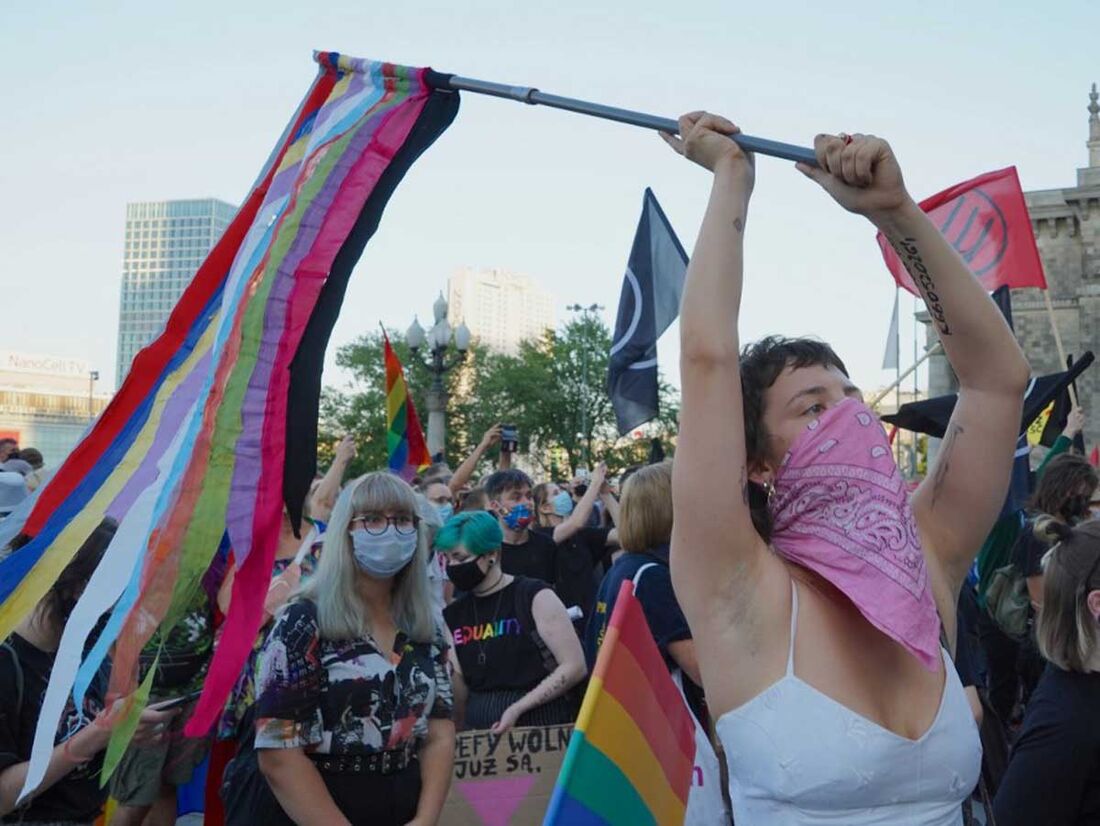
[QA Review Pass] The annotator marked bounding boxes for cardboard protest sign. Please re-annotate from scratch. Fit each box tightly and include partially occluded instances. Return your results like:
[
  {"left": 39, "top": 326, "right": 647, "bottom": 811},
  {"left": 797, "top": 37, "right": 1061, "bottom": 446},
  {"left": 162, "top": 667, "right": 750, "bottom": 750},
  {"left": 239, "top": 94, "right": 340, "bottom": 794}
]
[{"left": 441, "top": 724, "right": 572, "bottom": 826}]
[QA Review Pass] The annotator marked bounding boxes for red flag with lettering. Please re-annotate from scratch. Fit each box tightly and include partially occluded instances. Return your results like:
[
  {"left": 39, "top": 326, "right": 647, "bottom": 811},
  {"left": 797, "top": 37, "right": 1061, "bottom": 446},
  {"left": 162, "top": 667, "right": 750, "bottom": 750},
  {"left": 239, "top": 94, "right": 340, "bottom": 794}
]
[{"left": 876, "top": 167, "right": 1046, "bottom": 295}]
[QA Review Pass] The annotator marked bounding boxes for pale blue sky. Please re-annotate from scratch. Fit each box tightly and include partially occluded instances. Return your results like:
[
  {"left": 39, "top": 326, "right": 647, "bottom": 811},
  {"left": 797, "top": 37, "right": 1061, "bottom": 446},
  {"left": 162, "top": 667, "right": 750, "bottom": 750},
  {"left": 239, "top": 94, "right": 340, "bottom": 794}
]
[{"left": 2, "top": 1, "right": 1095, "bottom": 397}]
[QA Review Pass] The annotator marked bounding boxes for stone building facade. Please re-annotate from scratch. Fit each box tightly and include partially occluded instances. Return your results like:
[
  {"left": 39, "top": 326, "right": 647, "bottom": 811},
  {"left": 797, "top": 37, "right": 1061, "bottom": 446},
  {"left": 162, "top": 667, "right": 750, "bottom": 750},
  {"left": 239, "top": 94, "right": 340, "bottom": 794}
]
[{"left": 928, "top": 84, "right": 1100, "bottom": 450}]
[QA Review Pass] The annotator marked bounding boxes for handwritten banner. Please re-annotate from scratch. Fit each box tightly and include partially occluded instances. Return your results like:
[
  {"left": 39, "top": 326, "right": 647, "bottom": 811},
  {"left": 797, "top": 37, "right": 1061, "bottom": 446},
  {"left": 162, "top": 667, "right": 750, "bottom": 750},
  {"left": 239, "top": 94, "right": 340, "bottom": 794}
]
[{"left": 442, "top": 724, "right": 572, "bottom": 826}]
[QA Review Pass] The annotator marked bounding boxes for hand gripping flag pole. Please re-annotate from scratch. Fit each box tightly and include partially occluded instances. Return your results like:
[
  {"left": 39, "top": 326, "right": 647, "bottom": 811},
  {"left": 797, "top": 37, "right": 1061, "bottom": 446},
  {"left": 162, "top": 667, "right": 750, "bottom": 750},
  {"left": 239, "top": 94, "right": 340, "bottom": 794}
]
[{"left": 424, "top": 71, "right": 819, "bottom": 165}]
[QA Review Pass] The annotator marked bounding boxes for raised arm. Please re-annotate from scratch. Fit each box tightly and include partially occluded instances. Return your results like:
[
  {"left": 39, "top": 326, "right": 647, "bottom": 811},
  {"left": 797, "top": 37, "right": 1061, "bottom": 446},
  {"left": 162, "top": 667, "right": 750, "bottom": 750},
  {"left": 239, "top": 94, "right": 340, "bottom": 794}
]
[
  {"left": 448, "top": 424, "right": 501, "bottom": 494},
  {"left": 553, "top": 463, "right": 607, "bottom": 544},
  {"left": 798, "top": 134, "right": 1029, "bottom": 590},
  {"left": 664, "top": 114, "right": 775, "bottom": 615},
  {"left": 311, "top": 434, "right": 356, "bottom": 523}
]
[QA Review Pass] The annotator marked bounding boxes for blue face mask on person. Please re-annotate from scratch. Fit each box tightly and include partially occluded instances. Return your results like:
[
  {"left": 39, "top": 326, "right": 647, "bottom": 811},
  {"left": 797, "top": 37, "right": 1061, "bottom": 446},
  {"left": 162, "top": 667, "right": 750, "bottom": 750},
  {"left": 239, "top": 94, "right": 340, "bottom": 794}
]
[
  {"left": 436, "top": 503, "right": 455, "bottom": 523},
  {"left": 502, "top": 503, "right": 533, "bottom": 531},
  {"left": 552, "top": 490, "right": 574, "bottom": 517},
  {"left": 350, "top": 526, "right": 418, "bottom": 577}
]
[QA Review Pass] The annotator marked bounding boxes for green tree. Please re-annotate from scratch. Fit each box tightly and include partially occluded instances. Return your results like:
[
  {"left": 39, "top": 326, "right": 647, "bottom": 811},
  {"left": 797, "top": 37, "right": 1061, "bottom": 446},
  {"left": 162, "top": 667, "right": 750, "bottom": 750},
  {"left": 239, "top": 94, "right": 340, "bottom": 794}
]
[
  {"left": 318, "top": 331, "right": 500, "bottom": 476},
  {"left": 318, "top": 316, "right": 680, "bottom": 479}
]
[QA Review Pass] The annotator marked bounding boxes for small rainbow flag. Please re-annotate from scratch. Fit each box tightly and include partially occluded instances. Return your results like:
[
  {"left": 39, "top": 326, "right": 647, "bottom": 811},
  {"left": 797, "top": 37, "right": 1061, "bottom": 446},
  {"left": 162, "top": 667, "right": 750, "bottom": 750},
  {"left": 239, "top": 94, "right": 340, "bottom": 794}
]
[
  {"left": 384, "top": 333, "right": 432, "bottom": 480},
  {"left": 544, "top": 579, "right": 696, "bottom": 825}
]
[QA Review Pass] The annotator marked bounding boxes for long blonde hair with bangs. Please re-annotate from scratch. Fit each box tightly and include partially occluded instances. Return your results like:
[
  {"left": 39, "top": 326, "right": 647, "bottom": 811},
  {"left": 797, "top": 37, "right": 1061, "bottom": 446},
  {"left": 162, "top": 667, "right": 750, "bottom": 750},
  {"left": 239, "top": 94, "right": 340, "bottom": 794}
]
[{"left": 298, "top": 471, "right": 435, "bottom": 643}]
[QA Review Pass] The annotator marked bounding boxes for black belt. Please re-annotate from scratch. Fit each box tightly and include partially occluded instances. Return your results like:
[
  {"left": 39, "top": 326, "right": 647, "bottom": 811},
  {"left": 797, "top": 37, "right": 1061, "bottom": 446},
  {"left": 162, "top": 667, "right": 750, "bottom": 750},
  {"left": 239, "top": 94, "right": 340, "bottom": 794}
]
[{"left": 310, "top": 748, "right": 415, "bottom": 775}]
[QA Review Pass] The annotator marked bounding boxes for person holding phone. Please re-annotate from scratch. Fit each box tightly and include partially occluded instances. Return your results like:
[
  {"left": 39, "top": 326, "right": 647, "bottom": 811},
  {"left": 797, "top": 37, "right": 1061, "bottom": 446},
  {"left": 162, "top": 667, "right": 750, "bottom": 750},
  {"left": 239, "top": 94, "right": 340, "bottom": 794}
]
[{"left": 0, "top": 519, "right": 175, "bottom": 824}]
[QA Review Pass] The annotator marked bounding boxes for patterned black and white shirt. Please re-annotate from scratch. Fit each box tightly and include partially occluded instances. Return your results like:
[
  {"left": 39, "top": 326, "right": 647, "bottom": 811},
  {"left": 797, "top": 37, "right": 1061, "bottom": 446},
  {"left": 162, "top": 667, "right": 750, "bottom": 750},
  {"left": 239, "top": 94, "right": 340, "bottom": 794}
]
[{"left": 254, "top": 599, "right": 451, "bottom": 754}]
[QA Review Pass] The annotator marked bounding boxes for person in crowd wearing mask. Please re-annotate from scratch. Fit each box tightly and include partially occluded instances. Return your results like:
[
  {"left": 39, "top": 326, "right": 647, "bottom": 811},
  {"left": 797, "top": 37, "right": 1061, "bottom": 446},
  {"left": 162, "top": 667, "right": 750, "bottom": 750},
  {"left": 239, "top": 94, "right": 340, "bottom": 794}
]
[
  {"left": 422, "top": 480, "right": 455, "bottom": 525},
  {"left": 532, "top": 466, "right": 620, "bottom": 624},
  {"left": 1009, "top": 452, "right": 1099, "bottom": 707},
  {"left": 976, "top": 406, "right": 1085, "bottom": 728},
  {"left": 486, "top": 468, "right": 614, "bottom": 623},
  {"left": 0, "top": 519, "right": 176, "bottom": 824},
  {"left": 993, "top": 519, "right": 1100, "bottom": 824},
  {"left": 438, "top": 512, "right": 586, "bottom": 733},
  {"left": 585, "top": 461, "right": 702, "bottom": 696},
  {"left": 251, "top": 472, "right": 454, "bottom": 826},
  {"left": 665, "top": 113, "right": 1028, "bottom": 823}
]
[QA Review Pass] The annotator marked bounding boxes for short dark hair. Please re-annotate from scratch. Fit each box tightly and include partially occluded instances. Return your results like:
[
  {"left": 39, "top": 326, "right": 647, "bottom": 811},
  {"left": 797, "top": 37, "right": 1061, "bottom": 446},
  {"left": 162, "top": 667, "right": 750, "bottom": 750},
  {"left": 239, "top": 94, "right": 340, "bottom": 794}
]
[
  {"left": 484, "top": 469, "right": 533, "bottom": 501},
  {"left": 1031, "top": 454, "right": 1099, "bottom": 520},
  {"left": 17, "top": 447, "right": 43, "bottom": 470},
  {"left": 39, "top": 518, "right": 117, "bottom": 627},
  {"left": 739, "top": 336, "right": 848, "bottom": 540}
]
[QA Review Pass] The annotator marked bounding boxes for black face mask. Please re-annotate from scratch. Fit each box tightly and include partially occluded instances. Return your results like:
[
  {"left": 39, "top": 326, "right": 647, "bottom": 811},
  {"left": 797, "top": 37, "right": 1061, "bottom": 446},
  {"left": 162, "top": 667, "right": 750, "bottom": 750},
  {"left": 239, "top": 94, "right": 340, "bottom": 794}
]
[
  {"left": 447, "top": 558, "right": 489, "bottom": 592},
  {"left": 1063, "top": 495, "right": 1090, "bottom": 523}
]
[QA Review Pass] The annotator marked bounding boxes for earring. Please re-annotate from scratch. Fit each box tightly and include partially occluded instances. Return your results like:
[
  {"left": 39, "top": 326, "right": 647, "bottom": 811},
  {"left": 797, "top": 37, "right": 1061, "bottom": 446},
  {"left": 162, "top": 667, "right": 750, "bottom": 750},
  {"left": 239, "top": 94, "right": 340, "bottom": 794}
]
[{"left": 762, "top": 480, "right": 776, "bottom": 505}]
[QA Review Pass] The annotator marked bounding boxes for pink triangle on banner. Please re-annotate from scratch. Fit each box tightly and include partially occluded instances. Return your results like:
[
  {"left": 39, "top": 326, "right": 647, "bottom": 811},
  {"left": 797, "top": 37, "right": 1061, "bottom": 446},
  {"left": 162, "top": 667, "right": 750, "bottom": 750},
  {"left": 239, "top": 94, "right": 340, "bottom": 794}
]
[{"left": 457, "top": 776, "right": 537, "bottom": 826}]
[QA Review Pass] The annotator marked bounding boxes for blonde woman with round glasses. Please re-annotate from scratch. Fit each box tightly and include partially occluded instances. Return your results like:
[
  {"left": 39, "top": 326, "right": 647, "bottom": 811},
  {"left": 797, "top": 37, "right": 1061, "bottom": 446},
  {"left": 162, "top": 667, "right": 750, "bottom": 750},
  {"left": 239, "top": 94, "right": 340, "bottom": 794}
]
[{"left": 250, "top": 472, "right": 454, "bottom": 826}]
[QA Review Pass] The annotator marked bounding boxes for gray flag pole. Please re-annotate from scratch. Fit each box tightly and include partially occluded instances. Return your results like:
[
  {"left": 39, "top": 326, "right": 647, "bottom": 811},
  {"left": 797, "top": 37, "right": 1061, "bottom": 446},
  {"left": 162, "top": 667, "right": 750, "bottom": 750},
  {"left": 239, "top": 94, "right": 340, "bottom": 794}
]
[{"left": 427, "top": 73, "right": 818, "bottom": 166}]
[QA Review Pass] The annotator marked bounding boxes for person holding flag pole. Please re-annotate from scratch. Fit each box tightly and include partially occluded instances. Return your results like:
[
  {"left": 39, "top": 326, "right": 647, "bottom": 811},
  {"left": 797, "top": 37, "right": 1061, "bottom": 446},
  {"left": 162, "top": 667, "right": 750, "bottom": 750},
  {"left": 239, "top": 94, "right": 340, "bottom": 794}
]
[{"left": 664, "top": 112, "right": 1029, "bottom": 824}]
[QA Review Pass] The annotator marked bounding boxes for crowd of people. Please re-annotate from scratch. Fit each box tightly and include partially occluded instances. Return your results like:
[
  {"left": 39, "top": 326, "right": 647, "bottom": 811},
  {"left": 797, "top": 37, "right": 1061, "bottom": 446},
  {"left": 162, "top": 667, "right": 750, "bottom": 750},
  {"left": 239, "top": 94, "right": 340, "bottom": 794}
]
[{"left": 2, "top": 117, "right": 1100, "bottom": 826}]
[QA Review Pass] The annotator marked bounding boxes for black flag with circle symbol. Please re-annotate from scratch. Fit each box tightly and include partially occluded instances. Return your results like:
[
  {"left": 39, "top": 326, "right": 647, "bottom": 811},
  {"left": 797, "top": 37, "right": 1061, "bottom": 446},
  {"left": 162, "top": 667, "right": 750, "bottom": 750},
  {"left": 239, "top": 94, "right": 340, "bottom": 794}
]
[{"left": 608, "top": 188, "right": 688, "bottom": 435}]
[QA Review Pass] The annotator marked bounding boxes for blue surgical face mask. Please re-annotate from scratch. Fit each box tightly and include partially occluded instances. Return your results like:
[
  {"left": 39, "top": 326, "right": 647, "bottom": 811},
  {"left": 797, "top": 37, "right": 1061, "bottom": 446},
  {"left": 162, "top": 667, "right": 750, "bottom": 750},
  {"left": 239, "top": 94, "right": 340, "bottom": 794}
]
[
  {"left": 436, "top": 503, "right": 455, "bottom": 523},
  {"left": 552, "top": 490, "right": 574, "bottom": 517},
  {"left": 350, "top": 526, "right": 418, "bottom": 578}
]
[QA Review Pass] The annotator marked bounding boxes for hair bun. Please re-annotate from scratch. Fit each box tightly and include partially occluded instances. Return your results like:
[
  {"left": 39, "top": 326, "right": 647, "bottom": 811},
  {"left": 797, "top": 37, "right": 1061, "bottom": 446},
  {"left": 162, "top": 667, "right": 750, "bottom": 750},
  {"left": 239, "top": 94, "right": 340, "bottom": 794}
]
[{"left": 1034, "top": 515, "right": 1074, "bottom": 544}]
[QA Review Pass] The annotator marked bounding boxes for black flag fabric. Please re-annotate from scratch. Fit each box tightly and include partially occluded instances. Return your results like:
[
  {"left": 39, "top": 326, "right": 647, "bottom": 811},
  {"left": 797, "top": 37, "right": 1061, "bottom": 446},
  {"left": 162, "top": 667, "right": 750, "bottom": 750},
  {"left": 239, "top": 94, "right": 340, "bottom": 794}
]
[
  {"left": 1038, "top": 354, "right": 1085, "bottom": 450},
  {"left": 882, "top": 351, "right": 1094, "bottom": 439},
  {"left": 608, "top": 188, "right": 689, "bottom": 435},
  {"left": 990, "top": 286, "right": 1030, "bottom": 516}
]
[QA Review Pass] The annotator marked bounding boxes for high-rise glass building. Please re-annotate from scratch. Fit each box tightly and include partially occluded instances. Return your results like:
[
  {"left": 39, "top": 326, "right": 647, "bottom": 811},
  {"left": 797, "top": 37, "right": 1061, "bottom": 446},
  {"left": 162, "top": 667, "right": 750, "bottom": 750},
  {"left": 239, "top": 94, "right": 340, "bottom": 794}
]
[{"left": 115, "top": 198, "right": 236, "bottom": 386}]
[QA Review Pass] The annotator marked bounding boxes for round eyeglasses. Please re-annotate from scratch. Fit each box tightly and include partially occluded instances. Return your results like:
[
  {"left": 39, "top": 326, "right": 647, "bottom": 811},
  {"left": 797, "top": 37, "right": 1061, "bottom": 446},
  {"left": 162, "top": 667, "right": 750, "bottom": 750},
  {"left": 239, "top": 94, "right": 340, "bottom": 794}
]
[{"left": 350, "top": 513, "right": 419, "bottom": 536}]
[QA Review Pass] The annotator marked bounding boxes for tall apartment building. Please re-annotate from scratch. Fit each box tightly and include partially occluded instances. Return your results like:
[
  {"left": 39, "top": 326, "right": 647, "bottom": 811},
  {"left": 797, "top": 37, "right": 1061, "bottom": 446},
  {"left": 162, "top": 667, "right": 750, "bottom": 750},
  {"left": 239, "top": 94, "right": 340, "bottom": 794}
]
[
  {"left": 115, "top": 198, "right": 236, "bottom": 386},
  {"left": 446, "top": 267, "right": 556, "bottom": 354}
]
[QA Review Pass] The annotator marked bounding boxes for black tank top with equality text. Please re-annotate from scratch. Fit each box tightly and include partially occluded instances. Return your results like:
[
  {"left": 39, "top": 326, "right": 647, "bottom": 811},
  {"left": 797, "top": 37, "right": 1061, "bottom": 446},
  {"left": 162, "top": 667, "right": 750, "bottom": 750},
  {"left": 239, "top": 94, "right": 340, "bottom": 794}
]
[{"left": 443, "top": 577, "right": 552, "bottom": 693}]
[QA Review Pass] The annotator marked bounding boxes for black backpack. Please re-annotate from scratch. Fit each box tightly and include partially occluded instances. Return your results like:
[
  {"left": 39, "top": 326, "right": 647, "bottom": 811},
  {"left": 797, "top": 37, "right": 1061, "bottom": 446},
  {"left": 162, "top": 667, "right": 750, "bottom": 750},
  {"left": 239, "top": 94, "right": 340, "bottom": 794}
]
[{"left": 220, "top": 706, "right": 290, "bottom": 825}]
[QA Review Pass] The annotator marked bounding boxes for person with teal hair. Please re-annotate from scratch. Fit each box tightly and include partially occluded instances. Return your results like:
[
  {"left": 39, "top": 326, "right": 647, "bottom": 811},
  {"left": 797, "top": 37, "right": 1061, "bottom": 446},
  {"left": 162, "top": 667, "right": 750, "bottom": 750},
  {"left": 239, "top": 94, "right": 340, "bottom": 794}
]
[{"left": 439, "top": 512, "right": 586, "bottom": 733}]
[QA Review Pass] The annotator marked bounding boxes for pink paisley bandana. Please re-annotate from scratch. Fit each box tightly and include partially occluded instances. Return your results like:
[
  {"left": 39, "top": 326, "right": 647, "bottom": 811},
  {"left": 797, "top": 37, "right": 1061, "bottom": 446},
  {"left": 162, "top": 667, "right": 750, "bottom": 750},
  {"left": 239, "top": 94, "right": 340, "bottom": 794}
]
[{"left": 768, "top": 397, "right": 941, "bottom": 671}]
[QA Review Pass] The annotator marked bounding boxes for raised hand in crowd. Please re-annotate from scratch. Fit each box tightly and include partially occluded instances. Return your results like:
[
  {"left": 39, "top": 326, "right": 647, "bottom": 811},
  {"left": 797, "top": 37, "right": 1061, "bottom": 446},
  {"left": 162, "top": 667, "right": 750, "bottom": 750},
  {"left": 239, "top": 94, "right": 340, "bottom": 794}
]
[
  {"left": 449, "top": 424, "right": 504, "bottom": 494},
  {"left": 311, "top": 434, "right": 358, "bottom": 523},
  {"left": 1064, "top": 406, "right": 1086, "bottom": 439}
]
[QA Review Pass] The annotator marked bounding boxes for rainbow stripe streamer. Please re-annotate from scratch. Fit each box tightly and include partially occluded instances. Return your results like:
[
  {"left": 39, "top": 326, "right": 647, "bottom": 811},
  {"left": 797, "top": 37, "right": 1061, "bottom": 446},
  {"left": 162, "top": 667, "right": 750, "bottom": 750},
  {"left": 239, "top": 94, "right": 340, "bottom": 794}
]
[
  {"left": 543, "top": 580, "right": 696, "bottom": 826},
  {"left": 384, "top": 333, "right": 432, "bottom": 480},
  {"left": 6, "top": 52, "right": 458, "bottom": 801}
]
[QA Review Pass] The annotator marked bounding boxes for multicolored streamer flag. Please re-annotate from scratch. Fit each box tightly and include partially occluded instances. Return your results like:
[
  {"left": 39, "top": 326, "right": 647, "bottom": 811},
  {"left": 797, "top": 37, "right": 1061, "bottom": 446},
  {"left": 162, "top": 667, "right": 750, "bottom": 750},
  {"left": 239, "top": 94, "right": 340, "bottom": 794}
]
[
  {"left": 384, "top": 332, "right": 432, "bottom": 480},
  {"left": 3, "top": 51, "right": 458, "bottom": 800},
  {"left": 544, "top": 579, "right": 696, "bottom": 825}
]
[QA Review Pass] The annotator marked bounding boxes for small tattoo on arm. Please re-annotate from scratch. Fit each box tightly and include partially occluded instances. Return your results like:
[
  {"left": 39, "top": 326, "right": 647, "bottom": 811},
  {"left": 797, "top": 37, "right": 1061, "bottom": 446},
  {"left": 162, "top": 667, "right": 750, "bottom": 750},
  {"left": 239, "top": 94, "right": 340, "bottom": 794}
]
[
  {"left": 733, "top": 217, "right": 744, "bottom": 233},
  {"left": 931, "top": 423, "right": 965, "bottom": 506},
  {"left": 888, "top": 236, "right": 952, "bottom": 336}
]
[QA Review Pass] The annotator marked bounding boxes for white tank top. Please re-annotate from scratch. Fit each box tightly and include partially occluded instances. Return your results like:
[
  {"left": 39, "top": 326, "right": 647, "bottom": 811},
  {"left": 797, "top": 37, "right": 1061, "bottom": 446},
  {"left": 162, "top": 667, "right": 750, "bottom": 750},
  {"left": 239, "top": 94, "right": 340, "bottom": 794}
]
[{"left": 716, "top": 582, "right": 982, "bottom": 825}]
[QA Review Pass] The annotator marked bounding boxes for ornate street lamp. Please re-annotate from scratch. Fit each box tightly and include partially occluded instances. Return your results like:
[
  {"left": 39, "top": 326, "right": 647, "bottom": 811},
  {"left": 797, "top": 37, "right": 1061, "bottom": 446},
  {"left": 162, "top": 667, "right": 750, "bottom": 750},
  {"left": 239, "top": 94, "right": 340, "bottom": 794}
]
[{"left": 405, "top": 292, "right": 471, "bottom": 460}]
